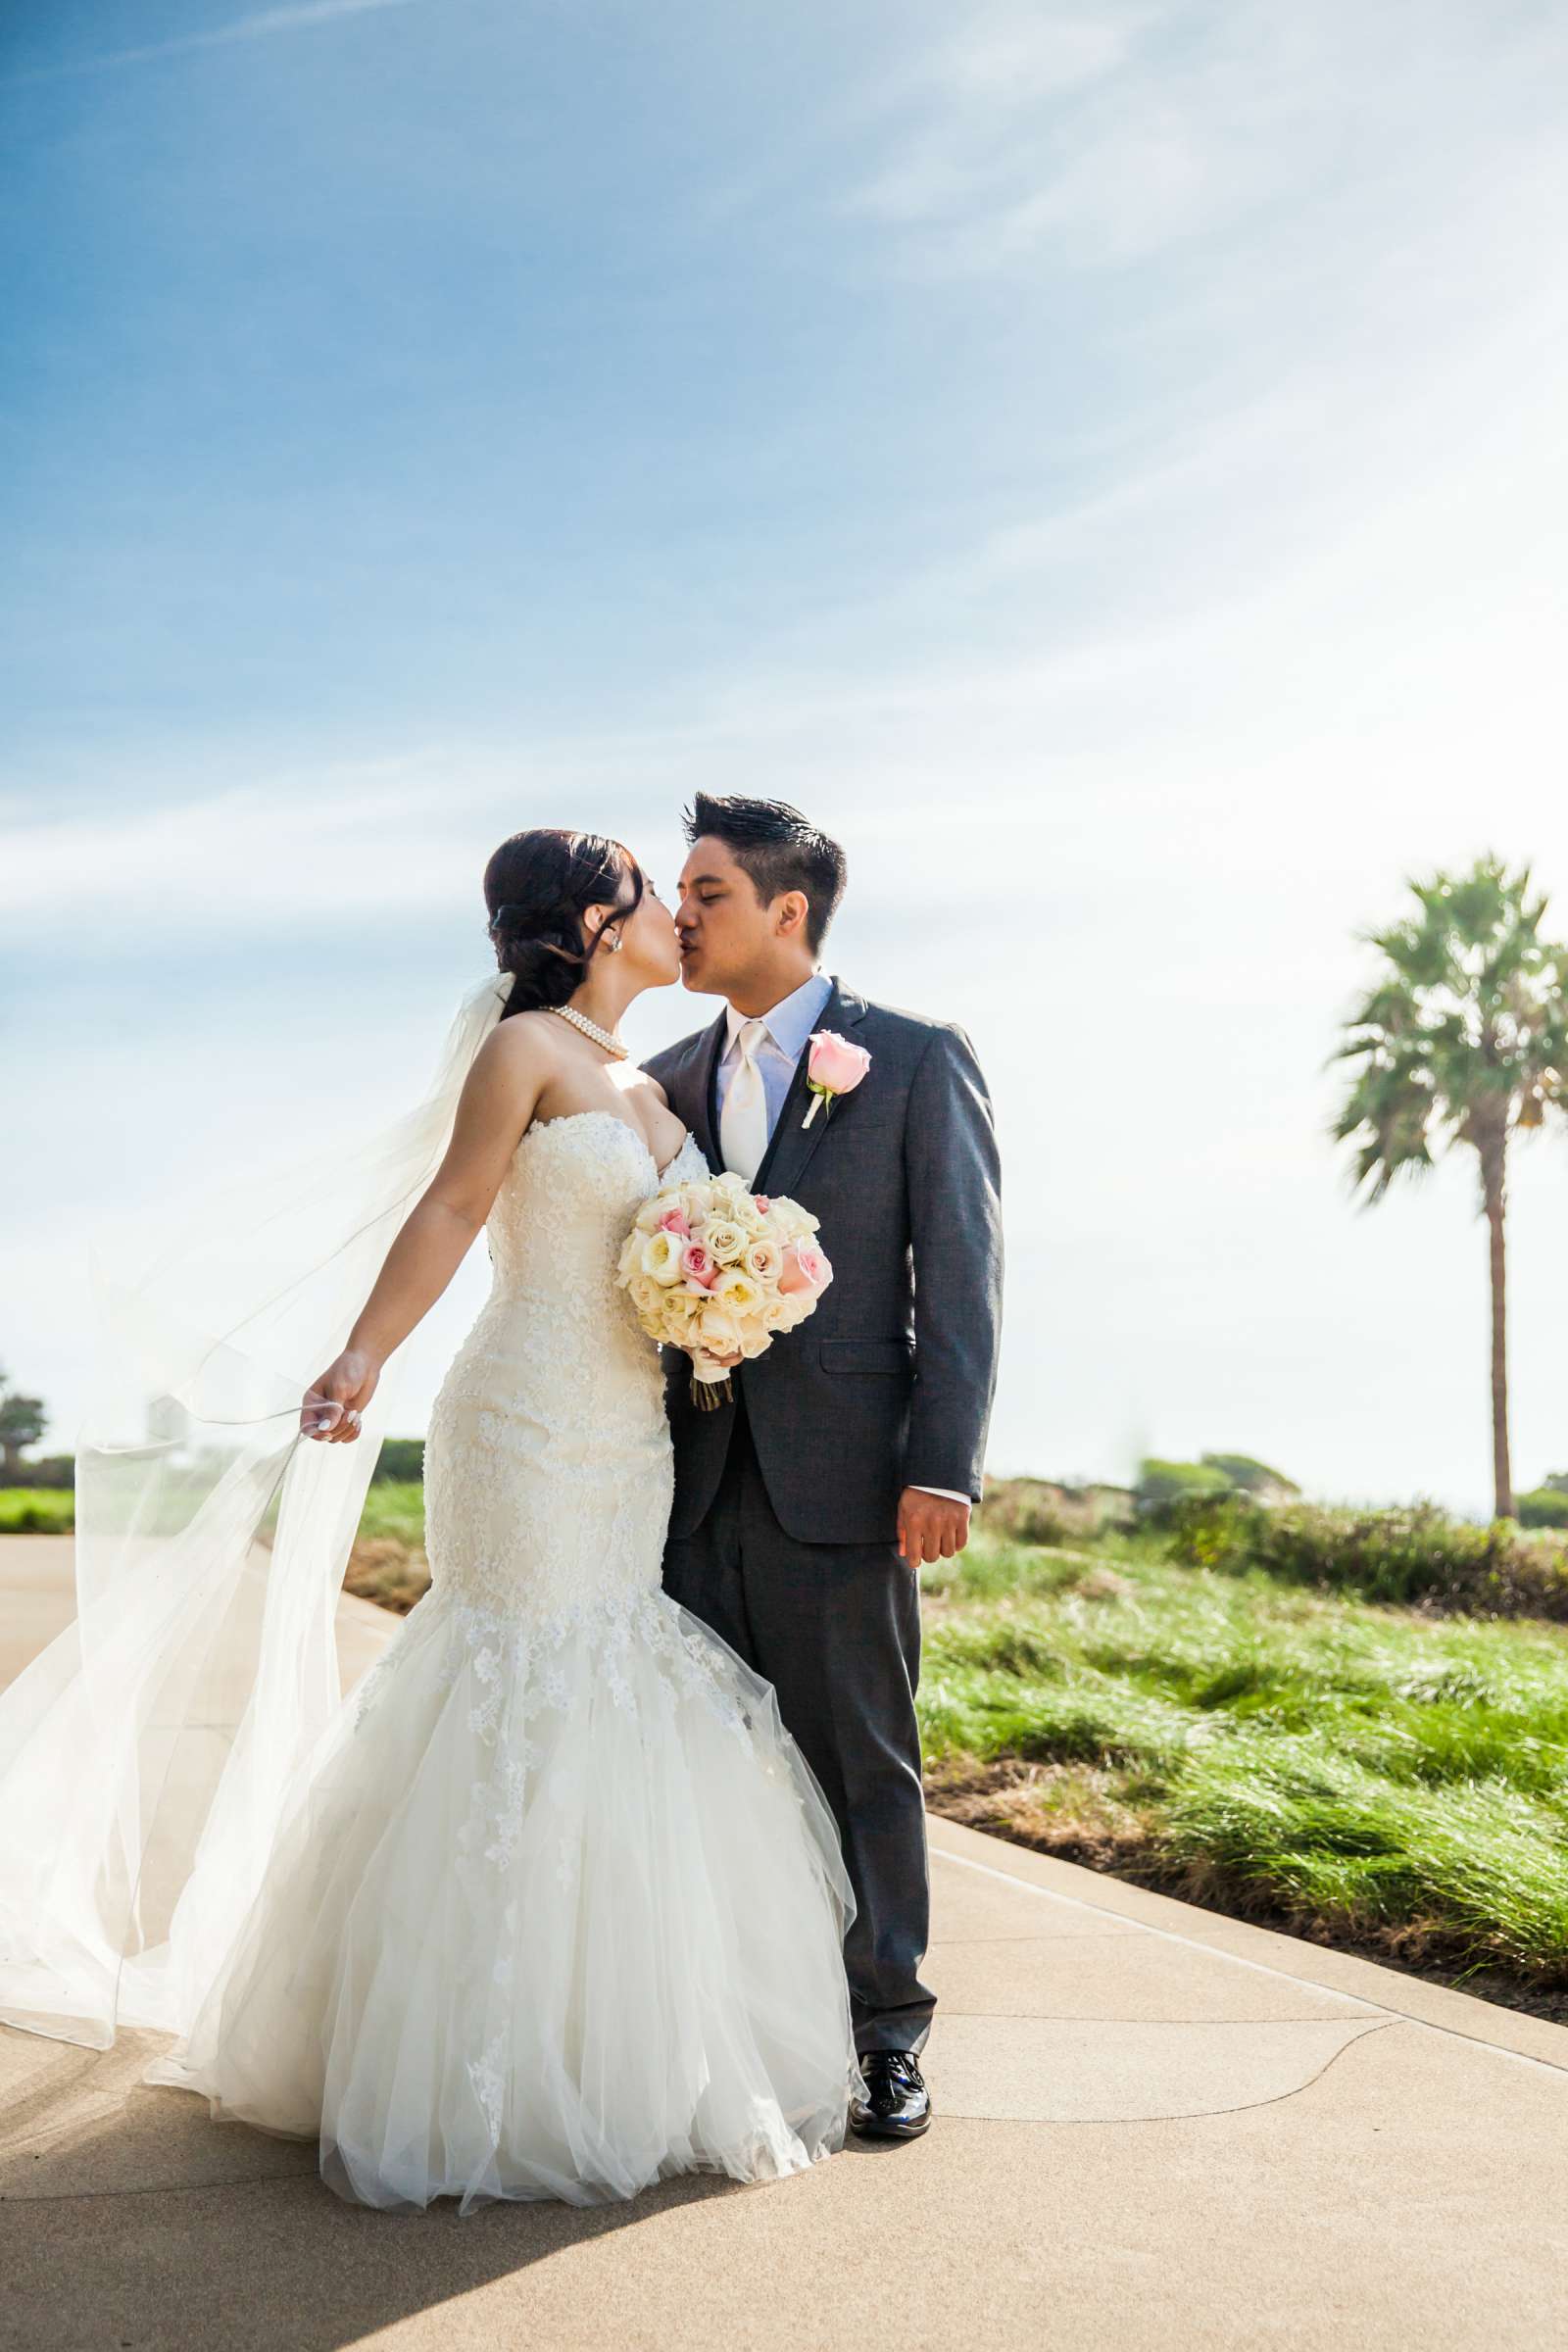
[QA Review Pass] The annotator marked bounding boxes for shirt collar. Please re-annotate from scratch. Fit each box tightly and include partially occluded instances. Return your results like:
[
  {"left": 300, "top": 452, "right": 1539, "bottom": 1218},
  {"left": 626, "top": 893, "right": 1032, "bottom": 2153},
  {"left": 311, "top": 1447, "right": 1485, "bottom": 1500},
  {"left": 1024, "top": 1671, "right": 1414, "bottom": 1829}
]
[{"left": 723, "top": 969, "right": 833, "bottom": 1060}]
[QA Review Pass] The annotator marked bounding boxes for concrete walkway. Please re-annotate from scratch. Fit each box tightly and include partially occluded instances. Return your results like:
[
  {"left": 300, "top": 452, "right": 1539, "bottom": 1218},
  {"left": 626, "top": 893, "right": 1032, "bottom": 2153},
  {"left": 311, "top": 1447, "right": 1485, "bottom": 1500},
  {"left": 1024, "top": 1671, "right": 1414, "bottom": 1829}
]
[{"left": 4, "top": 1537, "right": 1567, "bottom": 2348}]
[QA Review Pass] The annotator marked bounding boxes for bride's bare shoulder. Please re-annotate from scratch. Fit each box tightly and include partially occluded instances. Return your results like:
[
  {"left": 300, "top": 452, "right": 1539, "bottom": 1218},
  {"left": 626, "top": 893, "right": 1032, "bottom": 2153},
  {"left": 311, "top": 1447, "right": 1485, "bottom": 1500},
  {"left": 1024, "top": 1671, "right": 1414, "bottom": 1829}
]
[
  {"left": 482, "top": 1007, "right": 565, "bottom": 1054},
  {"left": 469, "top": 1008, "right": 567, "bottom": 1092}
]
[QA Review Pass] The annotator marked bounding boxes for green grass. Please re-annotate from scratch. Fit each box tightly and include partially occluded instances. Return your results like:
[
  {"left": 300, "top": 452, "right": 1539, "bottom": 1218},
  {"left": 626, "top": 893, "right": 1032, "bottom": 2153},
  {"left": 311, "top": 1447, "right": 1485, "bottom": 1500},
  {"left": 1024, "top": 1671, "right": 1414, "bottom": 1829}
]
[
  {"left": 355, "top": 1479, "right": 427, "bottom": 1547},
  {"left": 345, "top": 1478, "right": 431, "bottom": 1613},
  {"left": 0, "top": 1488, "right": 74, "bottom": 1533},
  {"left": 0, "top": 1478, "right": 433, "bottom": 1544},
  {"left": 918, "top": 1530, "right": 1568, "bottom": 1987}
]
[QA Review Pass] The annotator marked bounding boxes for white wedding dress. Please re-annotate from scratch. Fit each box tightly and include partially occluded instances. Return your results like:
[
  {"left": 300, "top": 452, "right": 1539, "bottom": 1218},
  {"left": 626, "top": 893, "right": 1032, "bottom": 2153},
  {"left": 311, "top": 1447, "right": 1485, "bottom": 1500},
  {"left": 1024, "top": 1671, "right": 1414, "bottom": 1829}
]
[{"left": 144, "top": 1108, "right": 864, "bottom": 2212}]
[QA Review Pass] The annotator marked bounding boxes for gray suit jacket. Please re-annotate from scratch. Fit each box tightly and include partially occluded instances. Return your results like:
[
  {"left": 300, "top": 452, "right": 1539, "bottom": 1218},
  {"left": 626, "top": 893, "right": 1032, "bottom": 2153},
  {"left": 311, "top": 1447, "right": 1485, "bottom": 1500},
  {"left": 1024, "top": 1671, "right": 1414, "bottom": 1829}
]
[{"left": 644, "top": 977, "right": 1004, "bottom": 1545}]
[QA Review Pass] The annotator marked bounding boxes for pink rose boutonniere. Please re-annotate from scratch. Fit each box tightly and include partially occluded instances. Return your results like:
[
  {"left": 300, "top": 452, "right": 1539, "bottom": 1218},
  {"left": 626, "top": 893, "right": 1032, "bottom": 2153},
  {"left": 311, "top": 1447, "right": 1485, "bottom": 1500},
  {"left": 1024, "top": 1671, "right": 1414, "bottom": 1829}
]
[{"left": 802, "top": 1030, "right": 872, "bottom": 1130}]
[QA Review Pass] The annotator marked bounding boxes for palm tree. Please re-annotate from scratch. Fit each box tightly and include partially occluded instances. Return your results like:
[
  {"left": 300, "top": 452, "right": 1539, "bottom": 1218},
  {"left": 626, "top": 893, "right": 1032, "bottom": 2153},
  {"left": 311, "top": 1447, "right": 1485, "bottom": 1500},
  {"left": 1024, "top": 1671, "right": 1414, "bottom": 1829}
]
[{"left": 1330, "top": 855, "right": 1568, "bottom": 1521}]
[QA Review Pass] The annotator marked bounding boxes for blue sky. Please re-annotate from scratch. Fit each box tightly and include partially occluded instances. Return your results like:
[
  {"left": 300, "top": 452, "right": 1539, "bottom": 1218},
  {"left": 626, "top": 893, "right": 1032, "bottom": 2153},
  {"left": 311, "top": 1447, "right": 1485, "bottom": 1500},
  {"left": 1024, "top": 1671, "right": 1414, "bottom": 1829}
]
[{"left": 5, "top": 0, "right": 1568, "bottom": 1510}]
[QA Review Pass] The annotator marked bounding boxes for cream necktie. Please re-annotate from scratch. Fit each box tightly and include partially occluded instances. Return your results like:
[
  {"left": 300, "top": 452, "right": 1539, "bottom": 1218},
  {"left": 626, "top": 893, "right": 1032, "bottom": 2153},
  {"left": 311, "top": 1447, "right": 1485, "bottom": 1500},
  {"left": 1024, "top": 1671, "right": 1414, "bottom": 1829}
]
[{"left": 720, "top": 1018, "right": 770, "bottom": 1184}]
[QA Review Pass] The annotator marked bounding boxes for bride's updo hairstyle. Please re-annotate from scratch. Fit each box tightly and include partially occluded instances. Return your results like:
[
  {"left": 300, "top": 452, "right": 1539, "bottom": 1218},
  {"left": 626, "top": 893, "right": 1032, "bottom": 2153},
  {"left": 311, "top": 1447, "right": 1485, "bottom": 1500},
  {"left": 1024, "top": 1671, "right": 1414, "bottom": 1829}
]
[{"left": 483, "top": 828, "right": 645, "bottom": 1020}]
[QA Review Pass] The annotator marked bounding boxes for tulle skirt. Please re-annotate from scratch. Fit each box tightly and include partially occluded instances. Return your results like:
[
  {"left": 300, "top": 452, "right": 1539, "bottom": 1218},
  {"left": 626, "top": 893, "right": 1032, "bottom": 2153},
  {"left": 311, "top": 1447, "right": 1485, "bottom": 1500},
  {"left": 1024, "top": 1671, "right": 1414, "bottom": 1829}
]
[{"left": 145, "top": 1578, "right": 865, "bottom": 2213}]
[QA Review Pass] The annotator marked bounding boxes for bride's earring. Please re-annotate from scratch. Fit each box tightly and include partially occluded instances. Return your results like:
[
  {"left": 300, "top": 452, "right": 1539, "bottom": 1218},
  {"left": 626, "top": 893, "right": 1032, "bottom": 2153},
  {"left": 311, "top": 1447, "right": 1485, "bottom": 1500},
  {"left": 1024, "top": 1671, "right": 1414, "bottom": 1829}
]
[{"left": 605, "top": 931, "right": 622, "bottom": 953}]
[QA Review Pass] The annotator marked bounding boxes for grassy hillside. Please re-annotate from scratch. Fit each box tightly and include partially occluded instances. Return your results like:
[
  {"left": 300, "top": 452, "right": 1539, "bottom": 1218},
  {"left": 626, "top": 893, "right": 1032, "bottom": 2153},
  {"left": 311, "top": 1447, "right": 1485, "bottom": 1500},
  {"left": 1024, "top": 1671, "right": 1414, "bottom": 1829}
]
[{"left": 921, "top": 1528, "right": 1568, "bottom": 2004}]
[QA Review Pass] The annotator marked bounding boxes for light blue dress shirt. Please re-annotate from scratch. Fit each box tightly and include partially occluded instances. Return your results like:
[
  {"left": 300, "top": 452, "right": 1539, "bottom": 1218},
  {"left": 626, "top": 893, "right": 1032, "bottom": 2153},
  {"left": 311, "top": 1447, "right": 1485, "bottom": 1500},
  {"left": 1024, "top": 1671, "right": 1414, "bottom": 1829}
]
[
  {"left": 714, "top": 969, "right": 834, "bottom": 1138},
  {"left": 712, "top": 969, "right": 968, "bottom": 1510}
]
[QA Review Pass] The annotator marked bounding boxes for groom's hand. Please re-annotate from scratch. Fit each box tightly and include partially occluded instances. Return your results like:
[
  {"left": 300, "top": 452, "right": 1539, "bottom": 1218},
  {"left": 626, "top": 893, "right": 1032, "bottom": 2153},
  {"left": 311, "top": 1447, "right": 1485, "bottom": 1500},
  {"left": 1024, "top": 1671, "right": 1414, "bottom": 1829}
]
[{"left": 897, "top": 1488, "right": 971, "bottom": 1568}]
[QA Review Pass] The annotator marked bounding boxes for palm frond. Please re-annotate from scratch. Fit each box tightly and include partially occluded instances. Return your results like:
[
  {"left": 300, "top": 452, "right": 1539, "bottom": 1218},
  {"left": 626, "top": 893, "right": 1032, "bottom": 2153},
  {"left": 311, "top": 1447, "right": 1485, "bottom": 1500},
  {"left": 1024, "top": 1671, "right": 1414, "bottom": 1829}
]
[{"left": 1331, "top": 853, "right": 1568, "bottom": 1200}]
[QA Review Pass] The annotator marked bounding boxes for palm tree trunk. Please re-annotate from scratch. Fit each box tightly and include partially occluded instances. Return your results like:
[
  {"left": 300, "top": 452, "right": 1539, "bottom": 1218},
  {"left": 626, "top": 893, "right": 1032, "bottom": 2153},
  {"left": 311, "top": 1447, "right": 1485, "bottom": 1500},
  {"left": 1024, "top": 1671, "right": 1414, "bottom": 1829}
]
[{"left": 1480, "top": 1134, "right": 1512, "bottom": 1519}]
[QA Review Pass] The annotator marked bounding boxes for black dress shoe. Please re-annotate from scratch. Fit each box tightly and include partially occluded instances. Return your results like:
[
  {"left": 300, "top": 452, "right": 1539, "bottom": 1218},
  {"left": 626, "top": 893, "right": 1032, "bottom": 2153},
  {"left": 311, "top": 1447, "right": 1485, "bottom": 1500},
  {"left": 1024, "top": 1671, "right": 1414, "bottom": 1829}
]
[{"left": 849, "top": 2050, "right": 932, "bottom": 2139}]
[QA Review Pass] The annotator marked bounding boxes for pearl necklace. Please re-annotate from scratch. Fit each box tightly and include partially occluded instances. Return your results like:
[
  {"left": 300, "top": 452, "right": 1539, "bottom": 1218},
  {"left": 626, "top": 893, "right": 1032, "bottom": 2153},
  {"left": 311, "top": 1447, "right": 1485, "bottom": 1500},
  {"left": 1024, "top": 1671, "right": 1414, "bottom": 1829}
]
[{"left": 550, "top": 1004, "right": 630, "bottom": 1060}]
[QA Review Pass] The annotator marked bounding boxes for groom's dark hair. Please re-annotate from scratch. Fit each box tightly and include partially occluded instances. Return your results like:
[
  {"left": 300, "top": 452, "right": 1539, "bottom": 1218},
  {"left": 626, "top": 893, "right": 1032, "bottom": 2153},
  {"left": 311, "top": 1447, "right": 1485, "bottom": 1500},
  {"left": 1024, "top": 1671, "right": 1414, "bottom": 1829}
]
[{"left": 683, "top": 795, "right": 847, "bottom": 952}]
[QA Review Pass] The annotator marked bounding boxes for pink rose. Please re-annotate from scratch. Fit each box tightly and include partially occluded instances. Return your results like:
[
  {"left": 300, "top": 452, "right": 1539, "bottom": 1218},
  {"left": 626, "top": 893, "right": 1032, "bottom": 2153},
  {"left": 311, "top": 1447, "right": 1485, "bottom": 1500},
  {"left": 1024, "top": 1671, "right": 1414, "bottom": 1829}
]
[
  {"left": 753, "top": 1195, "right": 770, "bottom": 1215},
  {"left": 680, "top": 1240, "right": 717, "bottom": 1290},
  {"left": 658, "top": 1206, "right": 692, "bottom": 1238},
  {"left": 779, "top": 1239, "right": 833, "bottom": 1297},
  {"left": 807, "top": 1031, "right": 871, "bottom": 1097}
]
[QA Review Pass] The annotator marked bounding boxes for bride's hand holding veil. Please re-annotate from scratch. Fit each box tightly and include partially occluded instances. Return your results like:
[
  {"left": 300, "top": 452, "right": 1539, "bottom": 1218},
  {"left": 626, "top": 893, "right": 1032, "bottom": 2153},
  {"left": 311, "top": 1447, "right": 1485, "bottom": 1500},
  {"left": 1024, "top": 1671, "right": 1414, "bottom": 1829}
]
[{"left": 302, "top": 1348, "right": 381, "bottom": 1443}]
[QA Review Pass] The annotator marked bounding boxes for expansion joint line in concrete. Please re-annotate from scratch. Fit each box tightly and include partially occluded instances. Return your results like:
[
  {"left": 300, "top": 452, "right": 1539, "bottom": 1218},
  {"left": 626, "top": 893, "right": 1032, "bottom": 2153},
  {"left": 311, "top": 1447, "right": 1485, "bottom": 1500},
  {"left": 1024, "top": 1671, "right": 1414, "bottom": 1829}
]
[
  {"left": 931, "top": 2017, "right": 1394, "bottom": 2127},
  {"left": 931, "top": 1847, "right": 1568, "bottom": 2082}
]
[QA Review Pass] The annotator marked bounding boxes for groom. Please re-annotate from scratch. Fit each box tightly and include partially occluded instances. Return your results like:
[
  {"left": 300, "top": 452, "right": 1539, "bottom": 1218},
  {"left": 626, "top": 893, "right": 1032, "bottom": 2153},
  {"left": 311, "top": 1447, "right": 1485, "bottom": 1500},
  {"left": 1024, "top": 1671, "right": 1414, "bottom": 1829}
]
[{"left": 647, "top": 795, "right": 1004, "bottom": 2142}]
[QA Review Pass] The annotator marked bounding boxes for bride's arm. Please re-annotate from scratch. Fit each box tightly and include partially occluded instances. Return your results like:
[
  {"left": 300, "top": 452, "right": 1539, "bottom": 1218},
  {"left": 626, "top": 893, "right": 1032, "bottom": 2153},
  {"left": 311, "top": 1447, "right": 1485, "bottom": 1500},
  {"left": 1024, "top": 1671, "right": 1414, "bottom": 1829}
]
[{"left": 303, "top": 1020, "right": 551, "bottom": 1442}]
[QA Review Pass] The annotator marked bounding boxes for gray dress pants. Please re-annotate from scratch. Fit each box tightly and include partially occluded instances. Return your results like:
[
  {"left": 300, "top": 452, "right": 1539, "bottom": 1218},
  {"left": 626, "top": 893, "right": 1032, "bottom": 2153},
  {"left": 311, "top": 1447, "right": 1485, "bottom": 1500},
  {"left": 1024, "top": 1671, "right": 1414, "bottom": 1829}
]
[{"left": 661, "top": 1391, "right": 936, "bottom": 2057}]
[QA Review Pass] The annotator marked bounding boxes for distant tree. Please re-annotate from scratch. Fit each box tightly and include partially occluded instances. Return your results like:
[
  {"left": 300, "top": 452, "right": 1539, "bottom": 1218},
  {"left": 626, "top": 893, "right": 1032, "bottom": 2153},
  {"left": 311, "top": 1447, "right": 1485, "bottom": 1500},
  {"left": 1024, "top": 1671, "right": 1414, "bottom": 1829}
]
[
  {"left": 0, "top": 1381, "right": 47, "bottom": 1479},
  {"left": 1330, "top": 856, "right": 1568, "bottom": 1521},
  {"left": 13, "top": 1455, "right": 74, "bottom": 1492},
  {"left": 1200, "top": 1451, "right": 1300, "bottom": 1498},
  {"left": 1134, "top": 1457, "right": 1233, "bottom": 1514}
]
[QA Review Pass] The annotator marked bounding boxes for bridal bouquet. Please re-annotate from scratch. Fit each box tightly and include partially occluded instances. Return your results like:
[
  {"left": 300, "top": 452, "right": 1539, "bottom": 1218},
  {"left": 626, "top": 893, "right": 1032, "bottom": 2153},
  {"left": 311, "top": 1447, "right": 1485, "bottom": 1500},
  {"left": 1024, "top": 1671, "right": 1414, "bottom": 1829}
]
[{"left": 616, "top": 1170, "right": 833, "bottom": 1407}]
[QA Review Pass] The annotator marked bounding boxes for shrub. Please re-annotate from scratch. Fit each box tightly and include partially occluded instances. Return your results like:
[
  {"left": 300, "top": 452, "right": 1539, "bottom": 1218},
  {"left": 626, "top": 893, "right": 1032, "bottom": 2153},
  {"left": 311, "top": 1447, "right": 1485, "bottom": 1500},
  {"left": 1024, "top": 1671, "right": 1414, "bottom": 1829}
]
[
  {"left": 979, "top": 1478, "right": 1136, "bottom": 1547},
  {"left": 372, "top": 1437, "right": 425, "bottom": 1485},
  {"left": 5, "top": 1455, "right": 74, "bottom": 1490},
  {"left": 0, "top": 1488, "right": 75, "bottom": 1534},
  {"left": 1517, "top": 1488, "right": 1568, "bottom": 1530},
  {"left": 1199, "top": 1450, "right": 1300, "bottom": 1500},
  {"left": 1157, "top": 1493, "right": 1568, "bottom": 1621},
  {"left": 1135, "top": 1458, "right": 1233, "bottom": 1514}
]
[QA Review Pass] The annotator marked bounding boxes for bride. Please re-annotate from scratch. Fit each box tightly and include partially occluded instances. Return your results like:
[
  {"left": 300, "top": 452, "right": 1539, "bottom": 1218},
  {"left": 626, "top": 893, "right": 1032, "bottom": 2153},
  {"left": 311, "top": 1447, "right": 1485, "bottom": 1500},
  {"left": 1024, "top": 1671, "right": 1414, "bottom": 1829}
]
[{"left": 0, "top": 828, "right": 864, "bottom": 2214}]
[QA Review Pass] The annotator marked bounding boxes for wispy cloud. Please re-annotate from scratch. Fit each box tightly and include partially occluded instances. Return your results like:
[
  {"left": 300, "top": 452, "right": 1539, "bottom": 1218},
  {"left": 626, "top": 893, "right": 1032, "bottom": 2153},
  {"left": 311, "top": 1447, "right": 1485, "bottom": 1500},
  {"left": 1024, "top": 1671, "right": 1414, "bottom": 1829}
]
[
  {"left": 2, "top": 0, "right": 419, "bottom": 88},
  {"left": 0, "top": 759, "right": 477, "bottom": 929},
  {"left": 839, "top": 6, "right": 1152, "bottom": 245},
  {"left": 833, "top": 4, "right": 1568, "bottom": 277}
]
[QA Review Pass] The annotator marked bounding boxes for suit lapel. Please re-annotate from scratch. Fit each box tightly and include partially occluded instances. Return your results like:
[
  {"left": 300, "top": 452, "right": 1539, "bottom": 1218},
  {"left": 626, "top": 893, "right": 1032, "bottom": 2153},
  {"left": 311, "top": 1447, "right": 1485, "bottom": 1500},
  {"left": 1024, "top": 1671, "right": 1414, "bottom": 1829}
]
[
  {"left": 691, "top": 1009, "right": 726, "bottom": 1169},
  {"left": 753, "top": 976, "right": 868, "bottom": 1200}
]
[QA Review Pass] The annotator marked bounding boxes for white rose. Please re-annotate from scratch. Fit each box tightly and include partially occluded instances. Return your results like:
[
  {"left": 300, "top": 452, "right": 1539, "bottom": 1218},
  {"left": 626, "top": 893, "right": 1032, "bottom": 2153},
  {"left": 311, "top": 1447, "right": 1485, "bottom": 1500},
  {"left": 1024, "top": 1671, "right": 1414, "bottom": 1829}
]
[
  {"left": 713, "top": 1267, "right": 760, "bottom": 1315},
  {"left": 695, "top": 1309, "right": 741, "bottom": 1355},
  {"left": 627, "top": 1274, "right": 663, "bottom": 1323},
  {"left": 704, "top": 1218, "right": 748, "bottom": 1265},
  {"left": 764, "top": 1197, "right": 817, "bottom": 1244},
  {"left": 641, "top": 1230, "right": 686, "bottom": 1287}
]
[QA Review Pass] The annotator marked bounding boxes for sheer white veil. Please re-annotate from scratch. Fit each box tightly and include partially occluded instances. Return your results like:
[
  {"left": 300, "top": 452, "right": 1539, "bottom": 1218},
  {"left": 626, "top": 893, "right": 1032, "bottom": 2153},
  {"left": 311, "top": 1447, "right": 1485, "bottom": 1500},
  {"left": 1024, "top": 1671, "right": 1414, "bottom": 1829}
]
[{"left": 0, "top": 970, "right": 509, "bottom": 2049}]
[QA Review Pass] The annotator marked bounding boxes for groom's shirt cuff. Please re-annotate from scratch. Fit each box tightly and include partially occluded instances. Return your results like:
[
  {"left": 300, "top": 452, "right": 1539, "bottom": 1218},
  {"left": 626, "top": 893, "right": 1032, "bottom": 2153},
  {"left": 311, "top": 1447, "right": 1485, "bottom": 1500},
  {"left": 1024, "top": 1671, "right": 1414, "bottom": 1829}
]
[{"left": 910, "top": 1484, "right": 971, "bottom": 1504}]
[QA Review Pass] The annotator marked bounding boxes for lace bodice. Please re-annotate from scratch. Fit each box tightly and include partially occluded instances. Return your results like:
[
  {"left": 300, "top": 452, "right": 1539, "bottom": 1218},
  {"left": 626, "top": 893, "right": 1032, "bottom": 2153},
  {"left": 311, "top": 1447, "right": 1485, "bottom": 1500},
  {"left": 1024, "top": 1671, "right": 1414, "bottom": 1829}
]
[
  {"left": 485, "top": 1109, "right": 701, "bottom": 1303},
  {"left": 421, "top": 1110, "right": 709, "bottom": 1623}
]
